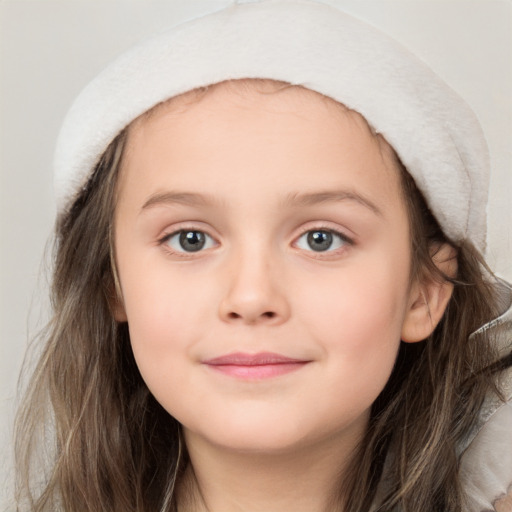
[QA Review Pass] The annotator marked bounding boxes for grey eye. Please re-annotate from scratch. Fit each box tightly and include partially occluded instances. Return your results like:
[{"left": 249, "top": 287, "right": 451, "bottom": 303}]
[
  {"left": 165, "top": 230, "right": 215, "bottom": 253},
  {"left": 296, "top": 230, "right": 348, "bottom": 252},
  {"left": 308, "top": 231, "right": 332, "bottom": 251}
]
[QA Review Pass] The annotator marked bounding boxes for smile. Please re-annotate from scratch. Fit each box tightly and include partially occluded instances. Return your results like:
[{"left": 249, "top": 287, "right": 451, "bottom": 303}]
[{"left": 202, "top": 352, "right": 311, "bottom": 379}]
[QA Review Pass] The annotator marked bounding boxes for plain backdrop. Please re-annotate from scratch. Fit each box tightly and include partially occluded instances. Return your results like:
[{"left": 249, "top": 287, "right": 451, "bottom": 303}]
[{"left": 1, "top": 1, "right": 511, "bottom": 509}]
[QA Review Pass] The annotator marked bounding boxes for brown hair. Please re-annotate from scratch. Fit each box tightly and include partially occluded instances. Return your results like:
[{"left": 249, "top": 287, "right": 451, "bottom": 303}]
[
  {"left": 14, "top": 82, "right": 510, "bottom": 512},
  {"left": 342, "top": 162, "right": 508, "bottom": 511},
  {"left": 15, "top": 130, "right": 182, "bottom": 512}
]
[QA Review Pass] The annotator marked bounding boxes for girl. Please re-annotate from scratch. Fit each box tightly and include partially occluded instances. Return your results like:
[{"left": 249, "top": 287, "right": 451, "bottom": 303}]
[{"left": 14, "top": 1, "right": 512, "bottom": 511}]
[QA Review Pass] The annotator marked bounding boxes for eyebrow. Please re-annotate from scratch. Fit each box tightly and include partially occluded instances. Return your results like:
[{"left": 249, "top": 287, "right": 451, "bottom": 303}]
[
  {"left": 283, "top": 190, "right": 383, "bottom": 216},
  {"left": 140, "top": 189, "right": 382, "bottom": 216},
  {"left": 141, "top": 191, "right": 220, "bottom": 211}
]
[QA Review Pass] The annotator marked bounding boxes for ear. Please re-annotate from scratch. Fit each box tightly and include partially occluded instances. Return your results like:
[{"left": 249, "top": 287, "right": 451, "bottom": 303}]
[{"left": 401, "top": 243, "right": 457, "bottom": 343}]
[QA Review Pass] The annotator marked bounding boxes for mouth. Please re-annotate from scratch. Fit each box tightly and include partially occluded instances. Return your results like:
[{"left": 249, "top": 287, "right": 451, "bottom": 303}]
[{"left": 202, "top": 352, "right": 311, "bottom": 379}]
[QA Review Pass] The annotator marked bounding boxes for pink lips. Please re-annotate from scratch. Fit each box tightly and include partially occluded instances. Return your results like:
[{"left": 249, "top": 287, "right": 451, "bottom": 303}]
[{"left": 203, "top": 352, "right": 310, "bottom": 379}]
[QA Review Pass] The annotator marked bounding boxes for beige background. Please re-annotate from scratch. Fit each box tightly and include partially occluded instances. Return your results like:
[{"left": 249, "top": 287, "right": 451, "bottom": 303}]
[{"left": 1, "top": 1, "right": 511, "bottom": 509}]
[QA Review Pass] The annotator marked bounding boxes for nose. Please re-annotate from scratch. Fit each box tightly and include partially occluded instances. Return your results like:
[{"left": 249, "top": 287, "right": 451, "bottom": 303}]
[{"left": 218, "top": 249, "right": 290, "bottom": 326}]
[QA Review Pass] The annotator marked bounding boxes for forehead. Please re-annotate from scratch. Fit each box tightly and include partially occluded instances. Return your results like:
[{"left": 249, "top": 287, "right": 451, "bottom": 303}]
[{"left": 120, "top": 79, "right": 404, "bottom": 212}]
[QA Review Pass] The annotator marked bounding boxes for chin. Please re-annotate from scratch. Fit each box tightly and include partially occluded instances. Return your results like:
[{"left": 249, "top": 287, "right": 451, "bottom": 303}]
[
  {"left": 184, "top": 411, "right": 357, "bottom": 457},
  {"left": 202, "top": 431, "right": 312, "bottom": 455},
  {"left": 182, "top": 410, "right": 311, "bottom": 453}
]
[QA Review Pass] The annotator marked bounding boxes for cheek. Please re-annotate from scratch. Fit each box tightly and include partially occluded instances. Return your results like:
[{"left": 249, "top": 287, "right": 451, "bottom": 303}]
[
  {"left": 119, "top": 259, "right": 236, "bottom": 414},
  {"left": 118, "top": 262, "right": 205, "bottom": 384},
  {"left": 304, "top": 260, "right": 407, "bottom": 335},
  {"left": 297, "top": 254, "right": 409, "bottom": 391}
]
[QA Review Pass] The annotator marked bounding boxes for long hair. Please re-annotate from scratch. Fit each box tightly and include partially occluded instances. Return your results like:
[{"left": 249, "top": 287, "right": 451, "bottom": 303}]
[
  {"left": 15, "top": 130, "right": 182, "bottom": 512},
  {"left": 343, "top": 162, "right": 510, "bottom": 512},
  {"left": 14, "top": 84, "right": 511, "bottom": 511}
]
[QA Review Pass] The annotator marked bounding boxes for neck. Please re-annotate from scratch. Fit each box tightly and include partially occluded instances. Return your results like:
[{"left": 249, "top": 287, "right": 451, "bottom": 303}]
[{"left": 176, "top": 429, "right": 362, "bottom": 512}]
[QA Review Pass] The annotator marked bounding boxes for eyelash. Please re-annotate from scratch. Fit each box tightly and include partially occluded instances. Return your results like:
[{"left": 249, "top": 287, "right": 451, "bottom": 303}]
[{"left": 157, "top": 226, "right": 354, "bottom": 257}]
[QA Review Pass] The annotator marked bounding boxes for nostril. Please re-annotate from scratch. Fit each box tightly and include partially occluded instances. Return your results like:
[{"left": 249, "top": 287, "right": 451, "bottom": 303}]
[{"left": 225, "top": 311, "right": 276, "bottom": 321}]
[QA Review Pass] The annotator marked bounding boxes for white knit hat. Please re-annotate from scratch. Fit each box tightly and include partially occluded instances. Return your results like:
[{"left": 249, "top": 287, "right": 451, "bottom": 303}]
[{"left": 54, "top": 0, "right": 490, "bottom": 251}]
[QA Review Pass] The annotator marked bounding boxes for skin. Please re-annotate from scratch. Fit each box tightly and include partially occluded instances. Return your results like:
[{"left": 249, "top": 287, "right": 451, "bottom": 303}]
[
  {"left": 495, "top": 487, "right": 512, "bottom": 512},
  {"left": 113, "top": 80, "right": 453, "bottom": 512}
]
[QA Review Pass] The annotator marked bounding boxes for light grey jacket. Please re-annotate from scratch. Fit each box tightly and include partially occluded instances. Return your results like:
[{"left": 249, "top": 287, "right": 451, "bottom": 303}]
[{"left": 460, "top": 279, "right": 512, "bottom": 511}]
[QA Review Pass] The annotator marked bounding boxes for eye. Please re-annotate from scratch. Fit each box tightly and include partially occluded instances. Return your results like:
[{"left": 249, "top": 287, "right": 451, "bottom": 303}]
[
  {"left": 162, "top": 230, "right": 216, "bottom": 253},
  {"left": 295, "top": 229, "right": 350, "bottom": 253}
]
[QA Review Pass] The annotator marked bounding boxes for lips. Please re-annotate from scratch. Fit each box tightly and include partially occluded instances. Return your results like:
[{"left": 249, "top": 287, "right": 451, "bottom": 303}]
[{"left": 203, "top": 352, "right": 310, "bottom": 379}]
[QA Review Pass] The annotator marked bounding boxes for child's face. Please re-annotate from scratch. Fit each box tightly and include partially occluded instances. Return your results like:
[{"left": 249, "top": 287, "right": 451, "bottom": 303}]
[{"left": 114, "top": 81, "right": 415, "bottom": 456}]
